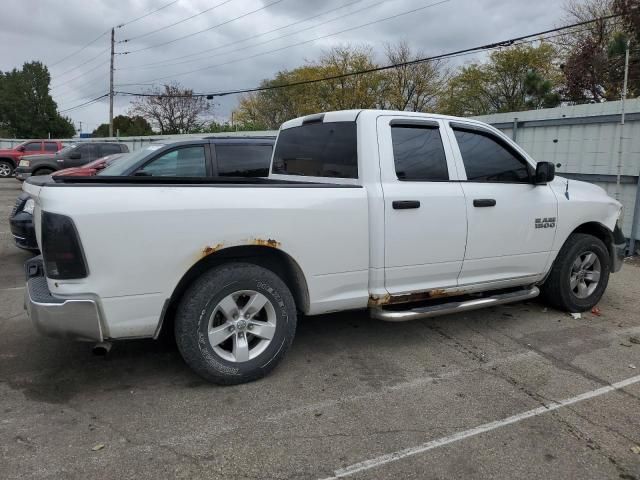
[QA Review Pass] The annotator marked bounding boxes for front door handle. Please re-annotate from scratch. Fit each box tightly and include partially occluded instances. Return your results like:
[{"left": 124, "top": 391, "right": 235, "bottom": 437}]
[
  {"left": 393, "top": 200, "right": 421, "bottom": 210},
  {"left": 473, "top": 199, "right": 496, "bottom": 207}
]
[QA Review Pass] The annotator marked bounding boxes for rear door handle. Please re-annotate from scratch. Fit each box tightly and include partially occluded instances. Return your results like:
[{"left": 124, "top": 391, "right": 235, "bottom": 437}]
[
  {"left": 392, "top": 200, "right": 421, "bottom": 210},
  {"left": 473, "top": 199, "right": 496, "bottom": 207}
]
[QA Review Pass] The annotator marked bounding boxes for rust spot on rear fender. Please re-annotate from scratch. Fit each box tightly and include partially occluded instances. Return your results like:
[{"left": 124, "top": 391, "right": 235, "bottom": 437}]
[
  {"left": 201, "top": 243, "right": 224, "bottom": 257},
  {"left": 368, "top": 289, "right": 460, "bottom": 306},
  {"left": 250, "top": 238, "right": 281, "bottom": 248}
]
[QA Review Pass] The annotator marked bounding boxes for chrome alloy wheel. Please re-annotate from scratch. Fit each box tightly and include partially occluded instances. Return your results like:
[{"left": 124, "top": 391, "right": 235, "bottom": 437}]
[
  {"left": 207, "top": 290, "right": 277, "bottom": 362},
  {"left": 570, "top": 251, "right": 601, "bottom": 299},
  {"left": 0, "top": 163, "right": 12, "bottom": 177}
]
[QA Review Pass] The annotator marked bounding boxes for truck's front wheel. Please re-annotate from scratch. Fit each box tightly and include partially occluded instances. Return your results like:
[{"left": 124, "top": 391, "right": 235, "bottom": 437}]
[
  {"left": 540, "top": 233, "right": 611, "bottom": 312},
  {"left": 175, "top": 263, "right": 297, "bottom": 385}
]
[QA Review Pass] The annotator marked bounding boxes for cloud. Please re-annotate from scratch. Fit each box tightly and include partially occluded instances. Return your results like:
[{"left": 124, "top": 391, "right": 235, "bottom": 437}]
[{"left": 0, "top": 0, "right": 562, "bottom": 131}]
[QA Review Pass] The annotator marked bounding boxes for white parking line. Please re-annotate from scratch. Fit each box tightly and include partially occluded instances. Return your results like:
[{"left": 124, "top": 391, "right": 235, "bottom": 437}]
[
  {"left": 0, "top": 286, "right": 25, "bottom": 291},
  {"left": 319, "top": 374, "right": 640, "bottom": 479}
]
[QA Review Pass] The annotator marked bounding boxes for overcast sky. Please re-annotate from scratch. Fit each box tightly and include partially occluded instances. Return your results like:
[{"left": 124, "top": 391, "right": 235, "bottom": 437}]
[{"left": 0, "top": 0, "right": 564, "bottom": 134}]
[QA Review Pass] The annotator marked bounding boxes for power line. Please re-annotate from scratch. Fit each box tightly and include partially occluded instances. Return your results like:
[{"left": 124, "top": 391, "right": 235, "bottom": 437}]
[
  {"left": 48, "top": 31, "right": 109, "bottom": 68},
  {"left": 116, "top": 0, "right": 180, "bottom": 29},
  {"left": 119, "top": 0, "right": 367, "bottom": 69},
  {"left": 121, "top": 0, "right": 286, "bottom": 54},
  {"left": 53, "top": 69, "right": 110, "bottom": 95},
  {"left": 120, "top": 0, "right": 237, "bottom": 43},
  {"left": 51, "top": 60, "right": 110, "bottom": 90},
  {"left": 51, "top": 47, "right": 110, "bottom": 79},
  {"left": 115, "top": 13, "right": 626, "bottom": 100},
  {"left": 121, "top": 0, "right": 398, "bottom": 71},
  {"left": 58, "top": 94, "right": 109, "bottom": 114},
  {"left": 122, "top": 0, "right": 452, "bottom": 83},
  {"left": 56, "top": 87, "right": 109, "bottom": 108}
]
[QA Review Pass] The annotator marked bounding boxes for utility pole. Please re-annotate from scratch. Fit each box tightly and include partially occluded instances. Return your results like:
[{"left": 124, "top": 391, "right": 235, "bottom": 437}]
[
  {"left": 109, "top": 27, "right": 115, "bottom": 138},
  {"left": 615, "top": 39, "right": 631, "bottom": 199},
  {"left": 79, "top": 121, "right": 83, "bottom": 134}
]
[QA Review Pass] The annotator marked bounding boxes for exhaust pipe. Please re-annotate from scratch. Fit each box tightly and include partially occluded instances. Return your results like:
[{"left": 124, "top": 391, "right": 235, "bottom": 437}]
[{"left": 92, "top": 341, "right": 112, "bottom": 356}]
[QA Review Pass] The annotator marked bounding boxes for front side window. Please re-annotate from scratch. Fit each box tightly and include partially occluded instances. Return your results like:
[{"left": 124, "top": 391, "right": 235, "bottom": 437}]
[
  {"left": 453, "top": 127, "right": 531, "bottom": 183},
  {"left": 138, "top": 146, "right": 206, "bottom": 177},
  {"left": 391, "top": 125, "right": 448, "bottom": 181},
  {"left": 272, "top": 122, "right": 357, "bottom": 178},
  {"left": 24, "top": 142, "right": 42, "bottom": 152},
  {"left": 216, "top": 144, "right": 272, "bottom": 177}
]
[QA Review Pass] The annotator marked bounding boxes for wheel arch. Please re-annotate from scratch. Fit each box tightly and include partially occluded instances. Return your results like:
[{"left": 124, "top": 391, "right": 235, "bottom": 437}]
[
  {"left": 570, "top": 221, "right": 615, "bottom": 264},
  {"left": 156, "top": 245, "right": 310, "bottom": 341},
  {"left": 0, "top": 157, "right": 16, "bottom": 167}
]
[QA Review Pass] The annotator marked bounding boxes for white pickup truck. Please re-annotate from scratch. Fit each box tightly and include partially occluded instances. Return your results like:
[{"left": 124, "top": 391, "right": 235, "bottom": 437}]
[{"left": 23, "top": 110, "right": 626, "bottom": 384}]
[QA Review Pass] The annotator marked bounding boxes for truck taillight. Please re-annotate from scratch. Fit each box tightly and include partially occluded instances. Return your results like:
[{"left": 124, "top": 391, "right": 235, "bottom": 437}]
[{"left": 41, "top": 212, "right": 88, "bottom": 279}]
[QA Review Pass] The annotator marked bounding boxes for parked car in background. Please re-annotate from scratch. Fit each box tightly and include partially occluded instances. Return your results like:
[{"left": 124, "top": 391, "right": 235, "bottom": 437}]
[
  {"left": 52, "top": 153, "right": 127, "bottom": 177},
  {"left": 14, "top": 142, "right": 129, "bottom": 180},
  {"left": 0, "top": 140, "right": 64, "bottom": 178},
  {"left": 11, "top": 153, "right": 127, "bottom": 251},
  {"left": 99, "top": 137, "right": 274, "bottom": 177},
  {"left": 10, "top": 137, "right": 273, "bottom": 251}
]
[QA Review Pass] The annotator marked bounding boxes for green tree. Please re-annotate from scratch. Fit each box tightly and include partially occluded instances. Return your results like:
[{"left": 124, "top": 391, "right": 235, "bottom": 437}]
[
  {"left": 439, "top": 44, "right": 562, "bottom": 116},
  {"left": 92, "top": 115, "right": 154, "bottom": 137},
  {"left": 233, "top": 45, "right": 386, "bottom": 130},
  {"left": 0, "top": 61, "right": 75, "bottom": 138},
  {"left": 560, "top": 0, "right": 639, "bottom": 102}
]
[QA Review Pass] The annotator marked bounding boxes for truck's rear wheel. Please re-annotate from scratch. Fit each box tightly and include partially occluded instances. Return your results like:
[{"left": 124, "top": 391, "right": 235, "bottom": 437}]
[
  {"left": 175, "top": 262, "right": 297, "bottom": 385},
  {"left": 0, "top": 160, "right": 13, "bottom": 177},
  {"left": 540, "top": 233, "right": 610, "bottom": 312}
]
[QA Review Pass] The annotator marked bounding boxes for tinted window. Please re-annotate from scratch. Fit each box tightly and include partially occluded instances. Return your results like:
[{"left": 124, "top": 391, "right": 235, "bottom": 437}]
[
  {"left": 24, "top": 142, "right": 41, "bottom": 152},
  {"left": 99, "top": 143, "right": 124, "bottom": 156},
  {"left": 391, "top": 125, "right": 448, "bottom": 181},
  {"left": 272, "top": 122, "right": 357, "bottom": 178},
  {"left": 98, "top": 144, "right": 165, "bottom": 176},
  {"left": 44, "top": 142, "right": 58, "bottom": 152},
  {"left": 76, "top": 144, "right": 94, "bottom": 157},
  {"left": 216, "top": 144, "right": 272, "bottom": 177},
  {"left": 138, "top": 146, "right": 206, "bottom": 177},
  {"left": 453, "top": 128, "right": 531, "bottom": 183}
]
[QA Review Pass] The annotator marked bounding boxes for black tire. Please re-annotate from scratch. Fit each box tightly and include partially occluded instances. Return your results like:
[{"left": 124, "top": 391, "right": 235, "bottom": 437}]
[
  {"left": 175, "top": 262, "right": 297, "bottom": 385},
  {"left": 540, "top": 233, "right": 610, "bottom": 312},
  {"left": 33, "top": 168, "right": 54, "bottom": 176},
  {"left": 0, "top": 160, "right": 14, "bottom": 178}
]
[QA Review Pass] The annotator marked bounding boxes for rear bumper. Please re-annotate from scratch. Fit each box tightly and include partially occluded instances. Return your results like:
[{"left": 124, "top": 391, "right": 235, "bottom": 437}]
[
  {"left": 24, "top": 256, "right": 103, "bottom": 342},
  {"left": 10, "top": 211, "right": 38, "bottom": 251}
]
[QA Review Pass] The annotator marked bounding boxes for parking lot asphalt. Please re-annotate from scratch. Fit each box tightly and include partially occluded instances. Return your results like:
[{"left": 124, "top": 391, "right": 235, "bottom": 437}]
[{"left": 0, "top": 177, "right": 639, "bottom": 480}]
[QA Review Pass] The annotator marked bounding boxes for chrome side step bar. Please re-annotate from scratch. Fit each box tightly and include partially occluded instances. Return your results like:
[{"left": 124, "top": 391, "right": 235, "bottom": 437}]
[{"left": 370, "top": 286, "right": 540, "bottom": 322}]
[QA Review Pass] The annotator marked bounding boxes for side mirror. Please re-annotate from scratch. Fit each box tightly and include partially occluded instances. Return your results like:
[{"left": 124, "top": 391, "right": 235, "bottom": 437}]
[
  {"left": 69, "top": 152, "right": 81, "bottom": 160},
  {"left": 535, "top": 161, "right": 555, "bottom": 185},
  {"left": 16, "top": 146, "right": 25, "bottom": 152}
]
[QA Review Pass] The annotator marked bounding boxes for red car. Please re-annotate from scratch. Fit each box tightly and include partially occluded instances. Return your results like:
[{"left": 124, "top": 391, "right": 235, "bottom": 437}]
[
  {"left": 0, "top": 140, "right": 64, "bottom": 177},
  {"left": 51, "top": 153, "right": 127, "bottom": 177}
]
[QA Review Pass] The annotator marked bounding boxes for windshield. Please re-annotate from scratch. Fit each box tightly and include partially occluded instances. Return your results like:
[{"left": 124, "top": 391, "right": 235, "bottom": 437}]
[{"left": 98, "top": 144, "right": 165, "bottom": 176}]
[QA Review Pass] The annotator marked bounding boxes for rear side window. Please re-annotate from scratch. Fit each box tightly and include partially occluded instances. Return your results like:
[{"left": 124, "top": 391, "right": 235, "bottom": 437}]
[
  {"left": 44, "top": 142, "right": 58, "bottom": 152},
  {"left": 138, "top": 146, "right": 207, "bottom": 177},
  {"left": 272, "top": 122, "right": 357, "bottom": 178},
  {"left": 215, "top": 145, "right": 272, "bottom": 177},
  {"left": 24, "top": 142, "right": 42, "bottom": 152},
  {"left": 391, "top": 125, "right": 448, "bottom": 181},
  {"left": 99, "top": 143, "right": 124, "bottom": 156},
  {"left": 453, "top": 127, "right": 531, "bottom": 183}
]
